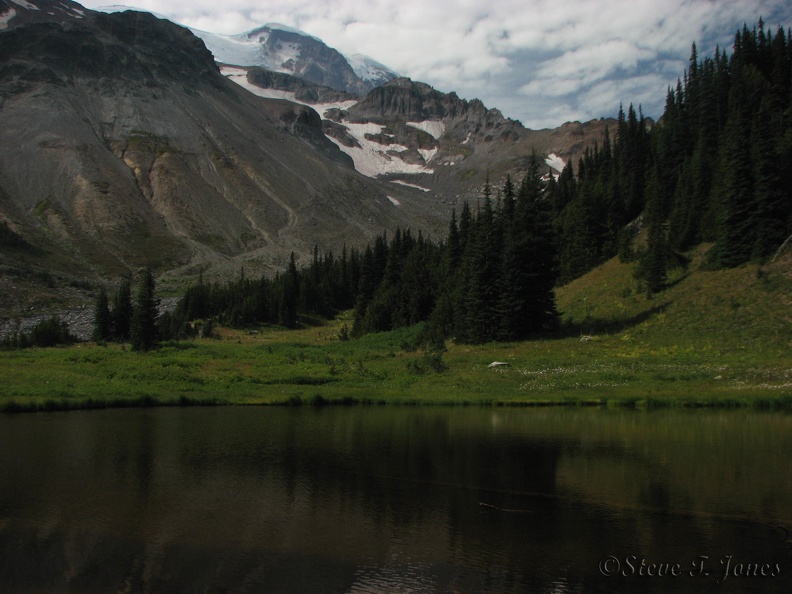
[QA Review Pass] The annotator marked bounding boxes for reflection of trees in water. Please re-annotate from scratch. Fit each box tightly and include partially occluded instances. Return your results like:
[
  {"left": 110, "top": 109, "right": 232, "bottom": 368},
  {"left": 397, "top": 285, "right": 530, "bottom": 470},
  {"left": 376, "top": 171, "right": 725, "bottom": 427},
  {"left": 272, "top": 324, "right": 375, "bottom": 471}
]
[
  {"left": 258, "top": 410, "right": 564, "bottom": 526},
  {"left": 3, "top": 408, "right": 792, "bottom": 594}
]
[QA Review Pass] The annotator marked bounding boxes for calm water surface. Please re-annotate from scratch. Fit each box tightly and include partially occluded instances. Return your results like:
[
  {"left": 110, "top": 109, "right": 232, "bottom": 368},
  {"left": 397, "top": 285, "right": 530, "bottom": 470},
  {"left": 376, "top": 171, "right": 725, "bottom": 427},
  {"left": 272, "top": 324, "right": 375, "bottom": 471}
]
[{"left": 1, "top": 406, "right": 791, "bottom": 593}]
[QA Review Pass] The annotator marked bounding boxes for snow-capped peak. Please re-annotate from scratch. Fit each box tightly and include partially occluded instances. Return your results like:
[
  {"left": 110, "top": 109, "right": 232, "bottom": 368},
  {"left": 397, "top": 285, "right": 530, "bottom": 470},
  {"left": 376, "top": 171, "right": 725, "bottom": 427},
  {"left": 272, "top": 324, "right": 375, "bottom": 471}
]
[
  {"left": 242, "top": 22, "right": 322, "bottom": 43},
  {"left": 346, "top": 54, "right": 400, "bottom": 85}
]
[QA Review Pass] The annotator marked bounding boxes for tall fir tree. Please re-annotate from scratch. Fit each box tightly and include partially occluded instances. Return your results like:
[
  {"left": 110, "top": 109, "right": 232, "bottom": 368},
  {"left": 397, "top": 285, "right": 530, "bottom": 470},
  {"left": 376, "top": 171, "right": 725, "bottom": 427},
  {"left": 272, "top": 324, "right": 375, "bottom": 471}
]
[
  {"left": 131, "top": 269, "right": 158, "bottom": 352},
  {"left": 93, "top": 286, "right": 112, "bottom": 342},
  {"left": 112, "top": 279, "right": 132, "bottom": 342}
]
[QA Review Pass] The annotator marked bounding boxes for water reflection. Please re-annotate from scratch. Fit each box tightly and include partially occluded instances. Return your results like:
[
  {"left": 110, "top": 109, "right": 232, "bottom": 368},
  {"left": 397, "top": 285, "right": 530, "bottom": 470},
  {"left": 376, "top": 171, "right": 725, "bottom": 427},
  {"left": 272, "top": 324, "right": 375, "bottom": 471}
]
[{"left": 0, "top": 407, "right": 790, "bottom": 593}]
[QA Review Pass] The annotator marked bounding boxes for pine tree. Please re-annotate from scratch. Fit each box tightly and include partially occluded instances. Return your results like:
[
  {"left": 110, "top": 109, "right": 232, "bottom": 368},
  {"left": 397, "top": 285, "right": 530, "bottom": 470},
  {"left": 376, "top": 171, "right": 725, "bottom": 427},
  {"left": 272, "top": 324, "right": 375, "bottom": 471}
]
[
  {"left": 93, "top": 286, "right": 112, "bottom": 342},
  {"left": 515, "top": 163, "right": 560, "bottom": 334},
  {"left": 714, "top": 79, "right": 756, "bottom": 267},
  {"left": 640, "top": 173, "right": 669, "bottom": 294},
  {"left": 131, "top": 269, "right": 158, "bottom": 352},
  {"left": 112, "top": 279, "right": 132, "bottom": 342},
  {"left": 750, "top": 99, "right": 788, "bottom": 259}
]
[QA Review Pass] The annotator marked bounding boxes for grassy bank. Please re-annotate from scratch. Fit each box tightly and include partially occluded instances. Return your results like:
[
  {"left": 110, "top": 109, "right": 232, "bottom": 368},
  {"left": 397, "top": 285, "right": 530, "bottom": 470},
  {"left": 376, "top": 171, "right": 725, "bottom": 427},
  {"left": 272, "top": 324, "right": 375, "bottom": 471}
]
[{"left": 2, "top": 248, "right": 791, "bottom": 412}]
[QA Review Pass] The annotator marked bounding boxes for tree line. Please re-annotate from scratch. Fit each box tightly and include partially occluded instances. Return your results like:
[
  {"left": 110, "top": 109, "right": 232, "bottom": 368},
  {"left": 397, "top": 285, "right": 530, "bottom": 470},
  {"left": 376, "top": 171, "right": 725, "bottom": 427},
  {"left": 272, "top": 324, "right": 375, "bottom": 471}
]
[
  {"left": 0, "top": 316, "right": 76, "bottom": 350},
  {"left": 93, "top": 269, "right": 159, "bottom": 352}
]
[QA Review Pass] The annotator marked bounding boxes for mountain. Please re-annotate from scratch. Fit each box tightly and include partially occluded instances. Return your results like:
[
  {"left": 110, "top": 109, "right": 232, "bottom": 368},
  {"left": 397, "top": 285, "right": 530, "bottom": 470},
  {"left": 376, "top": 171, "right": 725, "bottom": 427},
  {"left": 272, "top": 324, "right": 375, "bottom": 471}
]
[
  {"left": 0, "top": 3, "right": 445, "bottom": 315},
  {"left": 232, "top": 69, "right": 615, "bottom": 204},
  {"left": 190, "top": 22, "right": 400, "bottom": 96},
  {"left": 89, "top": 5, "right": 611, "bottom": 199},
  {"left": 0, "top": 1, "right": 611, "bottom": 319}
]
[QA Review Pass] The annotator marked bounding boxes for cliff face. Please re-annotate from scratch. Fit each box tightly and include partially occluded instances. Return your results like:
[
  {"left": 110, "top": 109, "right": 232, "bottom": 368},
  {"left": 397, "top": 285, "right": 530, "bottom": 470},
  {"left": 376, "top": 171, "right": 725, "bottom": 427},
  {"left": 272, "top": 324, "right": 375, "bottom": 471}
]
[
  {"left": 347, "top": 78, "right": 498, "bottom": 125},
  {"left": 246, "top": 67, "right": 357, "bottom": 104}
]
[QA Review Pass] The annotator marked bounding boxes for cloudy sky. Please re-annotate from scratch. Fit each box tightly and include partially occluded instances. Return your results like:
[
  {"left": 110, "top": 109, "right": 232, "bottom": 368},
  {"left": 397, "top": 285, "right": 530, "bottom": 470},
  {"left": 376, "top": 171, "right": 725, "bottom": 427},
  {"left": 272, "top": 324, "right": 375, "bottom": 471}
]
[{"left": 80, "top": 1, "right": 792, "bottom": 129}]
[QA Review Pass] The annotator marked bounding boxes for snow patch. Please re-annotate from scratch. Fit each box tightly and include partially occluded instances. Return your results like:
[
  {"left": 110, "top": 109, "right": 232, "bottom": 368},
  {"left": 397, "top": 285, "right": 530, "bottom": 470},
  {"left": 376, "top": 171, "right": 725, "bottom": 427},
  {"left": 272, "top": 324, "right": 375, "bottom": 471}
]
[
  {"left": 222, "top": 67, "right": 300, "bottom": 102},
  {"left": 272, "top": 41, "right": 301, "bottom": 71},
  {"left": 461, "top": 132, "right": 473, "bottom": 145},
  {"left": 195, "top": 30, "right": 261, "bottom": 67},
  {"left": 220, "top": 66, "right": 427, "bottom": 179},
  {"left": 220, "top": 66, "right": 357, "bottom": 117},
  {"left": 346, "top": 54, "right": 398, "bottom": 83},
  {"left": 195, "top": 25, "right": 314, "bottom": 72},
  {"left": 0, "top": 8, "right": 16, "bottom": 29},
  {"left": 327, "top": 123, "right": 432, "bottom": 178},
  {"left": 316, "top": 100, "right": 359, "bottom": 118},
  {"left": 406, "top": 121, "right": 445, "bottom": 140},
  {"left": 390, "top": 180, "right": 431, "bottom": 192},
  {"left": 387, "top": 196, "right": 401, "bottom": 206},
  {"left": 220, "top": 66, "right": 248, "bottom": 77},
  {"left": 418, "top": 148, "right": 438, "bottom": 163},
  {"left": 545, "top": 153, "right": 566, "bottom": 173},
  {"left": 9, "top": 0, "right": 39, "bottom": 10}
]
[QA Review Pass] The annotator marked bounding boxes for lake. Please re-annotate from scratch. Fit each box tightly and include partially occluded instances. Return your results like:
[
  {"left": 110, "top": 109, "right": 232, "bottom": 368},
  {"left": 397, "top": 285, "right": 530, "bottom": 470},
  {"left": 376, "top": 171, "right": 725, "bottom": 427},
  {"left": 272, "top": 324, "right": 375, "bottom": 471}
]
[{"left": 1, "top": 406, "right": 790, "bottom": 593}]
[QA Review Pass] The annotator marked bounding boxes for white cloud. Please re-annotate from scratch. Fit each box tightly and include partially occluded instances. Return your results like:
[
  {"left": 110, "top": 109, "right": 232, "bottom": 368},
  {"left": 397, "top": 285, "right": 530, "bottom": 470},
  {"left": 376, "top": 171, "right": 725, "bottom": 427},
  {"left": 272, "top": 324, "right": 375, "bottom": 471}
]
[{"left": 80, "top": 0, "right": 792, "bottom": 128}]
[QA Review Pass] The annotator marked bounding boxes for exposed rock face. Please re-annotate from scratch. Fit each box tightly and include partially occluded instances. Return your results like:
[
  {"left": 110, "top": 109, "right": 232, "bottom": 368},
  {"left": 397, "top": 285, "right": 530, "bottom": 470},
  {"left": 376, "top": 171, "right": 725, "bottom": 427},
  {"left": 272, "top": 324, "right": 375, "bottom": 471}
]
[
  {"left": 0, "top": 7, "right": 446, "bottom": 315},
  {"left": 0, "top": 10, "right": 220, "bottom": 89},
  {"left": 246, "top": 67, "right": 356, "bottom": 104},
  {"left": 346, "top": 78, "right": 506, "bottom": 128}
]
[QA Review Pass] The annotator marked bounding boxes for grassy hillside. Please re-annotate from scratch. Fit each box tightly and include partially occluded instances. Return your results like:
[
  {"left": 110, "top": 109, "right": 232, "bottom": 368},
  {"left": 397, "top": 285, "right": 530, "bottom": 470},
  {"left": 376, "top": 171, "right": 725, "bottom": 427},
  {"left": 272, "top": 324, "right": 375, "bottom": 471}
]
[
  {"left": 557, "top": 244, "right": 792, "bottom": 357},
  {"left": 1, "top": 246, "right": 791, "bottom": 412}
]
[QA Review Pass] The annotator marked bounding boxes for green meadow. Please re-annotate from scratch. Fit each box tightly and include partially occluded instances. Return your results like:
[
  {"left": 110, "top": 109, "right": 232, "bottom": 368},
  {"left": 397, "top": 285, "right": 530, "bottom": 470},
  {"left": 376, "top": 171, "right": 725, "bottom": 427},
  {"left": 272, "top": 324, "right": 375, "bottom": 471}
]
[{"left": 2, "top": 248, "right": 791, "bottom": 412}]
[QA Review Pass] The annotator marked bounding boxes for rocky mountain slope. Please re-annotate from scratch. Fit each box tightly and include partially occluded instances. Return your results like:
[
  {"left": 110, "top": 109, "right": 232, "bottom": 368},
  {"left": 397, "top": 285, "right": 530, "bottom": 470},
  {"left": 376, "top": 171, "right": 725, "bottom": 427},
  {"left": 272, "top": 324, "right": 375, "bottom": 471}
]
[
  {"left": 101, "top": 9, "right": 610, "bottom": 200},
  {"left": 231, "top": 68, "right": 615, "bottom": 204},
  {"left": 0, "top": 4, "right": 444, "bottom": 315},
  {"left": 0, "top": 1, "right": 612, "bottom": 319}
]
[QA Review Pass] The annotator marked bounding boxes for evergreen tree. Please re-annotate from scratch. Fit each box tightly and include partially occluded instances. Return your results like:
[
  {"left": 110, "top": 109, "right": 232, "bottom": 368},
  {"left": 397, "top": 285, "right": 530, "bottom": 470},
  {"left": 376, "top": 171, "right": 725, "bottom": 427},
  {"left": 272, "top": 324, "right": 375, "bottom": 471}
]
[
  {"left": 750, "top": 99, "right": 788, "bottom": 259},
  {"left": 93, "top": 286, "right": 112, "bottom": 342},
  {"left": 638, "top": 173, "right": 669, "bottom": 294},
  {"left": 513, "top": 163, "right": 560, "bottom": 334},
  {"left": 112, "top": 279, "right": 132, "bottom": 342},
  {"left": 131, "top": 269, "right": 158, "bottom": 352},
  {"left": 714, "top": 83, "right": 756, "bottom": 267}
]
